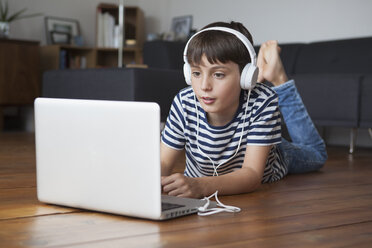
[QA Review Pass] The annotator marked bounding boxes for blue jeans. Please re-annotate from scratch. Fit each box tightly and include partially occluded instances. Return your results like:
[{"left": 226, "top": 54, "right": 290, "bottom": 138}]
[{"left": 273, "top": 80, "right": 328, "bottom": 174}]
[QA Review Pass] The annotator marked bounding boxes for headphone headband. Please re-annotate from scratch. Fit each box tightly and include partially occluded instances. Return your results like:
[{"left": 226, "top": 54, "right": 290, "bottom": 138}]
[
  {"left": 183, "top": 26, "right": 257, "bottom": 66},
  {"left": 183, "top": 26, "right": 258, "bottom": 90}
]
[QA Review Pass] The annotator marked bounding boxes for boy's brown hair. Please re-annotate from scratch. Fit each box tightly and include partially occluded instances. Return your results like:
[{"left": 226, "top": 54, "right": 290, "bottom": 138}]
[{"left": 186, "top": 21, "right": 254, "bottom": 73}]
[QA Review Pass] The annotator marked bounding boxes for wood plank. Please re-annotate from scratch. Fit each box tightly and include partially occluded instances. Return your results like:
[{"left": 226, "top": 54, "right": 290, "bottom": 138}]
[
  {"left": 0, "top": 185, "right": 371, "bottom": 247},
  {"left": 1, "top": 133, "right": 372, "bottom": 247},
  {"left": 205, "top": 221, "right": 372, "bottom": 248},
  {"left": 258, "top": 156, "right": 372, "bottom": 193},
  {"left": 0, "top": 172, "right": 35, "bottom": 189},
  {"left": 1, "top": 174, "right": 371, "bottom": 220},
  {"left": 1, "top": 204, "right": 370, "bottom": 247},
  {"left": 75, "top": 208, "right": 372, "bottom": 247},
  {"left": 0, "top": 187, "right": 78, "bottom": 220},
  {"left": 0, "top": 212, "right": 159, "bottom": 247}
]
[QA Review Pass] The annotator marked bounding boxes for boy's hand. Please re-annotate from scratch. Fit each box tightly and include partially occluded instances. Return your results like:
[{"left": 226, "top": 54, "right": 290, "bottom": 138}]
[
  {"left": 161, "top": 173, "right": 203, "bottom": 198},
  {"left": 257, "top": 40, "right": 288, "bottom": 86}
]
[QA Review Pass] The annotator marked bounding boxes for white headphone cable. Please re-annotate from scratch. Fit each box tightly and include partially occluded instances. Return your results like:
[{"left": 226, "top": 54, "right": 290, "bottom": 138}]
[
  {"left": 192, "top": 90, "right": 251, "bottom": 216},
  {"left": 194, "top": 89, "right": 252, "bottom": 176},
  {"left": 197, "top": 190, "right": 241, "bottom": 216},
  {"left": 214, "top": 89, "right": 251, "bottom": 175}
]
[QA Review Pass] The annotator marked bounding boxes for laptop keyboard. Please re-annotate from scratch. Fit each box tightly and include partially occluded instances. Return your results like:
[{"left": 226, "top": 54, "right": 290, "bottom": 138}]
[{"left": 162, "top": 202, "right": 185, "bottom": 211}]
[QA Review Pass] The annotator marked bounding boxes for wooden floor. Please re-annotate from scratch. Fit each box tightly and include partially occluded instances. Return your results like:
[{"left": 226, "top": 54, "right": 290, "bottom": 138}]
[{"left": 1, "top": 132, "right": 372, "bottom": 247}]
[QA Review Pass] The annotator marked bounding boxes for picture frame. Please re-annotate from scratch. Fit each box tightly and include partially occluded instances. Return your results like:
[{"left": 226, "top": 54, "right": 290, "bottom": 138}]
[
  {"left": 45, "top": 16, "right": 80, "bottom": 45},
  {"left": 171, "top": 15, "right": 193, "bottom": 41},
  {"left": 50, "top": 31, "right": 71, "bottom": 45}
]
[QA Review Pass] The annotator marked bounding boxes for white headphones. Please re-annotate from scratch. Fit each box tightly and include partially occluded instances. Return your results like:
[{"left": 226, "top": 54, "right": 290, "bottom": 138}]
[{"left": 183, "top": 26, "right": 258, "bottom": 90}]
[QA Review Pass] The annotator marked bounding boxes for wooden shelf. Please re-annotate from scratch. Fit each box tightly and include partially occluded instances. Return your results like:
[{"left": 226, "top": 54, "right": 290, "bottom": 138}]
[
  {"left": 40, "top": 45, "right": 143, "bottom": 72},
  {"left": 40, "top": 5, "right": 144, "bottom": 72},
  {"left": 95, "top": 47, "right": 142, "bottom": 68}
]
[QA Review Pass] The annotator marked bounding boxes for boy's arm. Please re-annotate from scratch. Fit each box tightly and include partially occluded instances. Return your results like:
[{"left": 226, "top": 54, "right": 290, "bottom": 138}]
[
  {"left": 160, "top": 141, "right": 185, "bottom": 176},
  {"left": 161, "top": 145, "right": 271, "bottom": 198}
]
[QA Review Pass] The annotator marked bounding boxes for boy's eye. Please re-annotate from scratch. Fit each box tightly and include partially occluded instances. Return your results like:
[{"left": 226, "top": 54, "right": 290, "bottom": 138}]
[
  {"left": 214, "top": 72, "right": 225, "bottom": 79},
  {"left": 192, "top": 71, "right": 201, "bottom": 77}
]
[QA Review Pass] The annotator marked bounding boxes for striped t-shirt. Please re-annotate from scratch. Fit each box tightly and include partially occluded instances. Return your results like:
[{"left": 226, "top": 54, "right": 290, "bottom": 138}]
[{"left": 161, "top": 83, "right": 288, "bottom": 183}]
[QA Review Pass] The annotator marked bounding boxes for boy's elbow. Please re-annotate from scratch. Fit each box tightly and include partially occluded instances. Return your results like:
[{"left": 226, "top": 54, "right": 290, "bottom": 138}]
[
  {"left": 249, "top": 178, "right": 262, "bottom": 193},
  {"left": 240, "top": 167, "right": 263, "bottom": 193}
]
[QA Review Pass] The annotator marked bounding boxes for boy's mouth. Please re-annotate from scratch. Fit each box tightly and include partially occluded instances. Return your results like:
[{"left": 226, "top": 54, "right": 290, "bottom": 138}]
[{"left": 201, "top": 97, "right": 215, "bottom": 104}]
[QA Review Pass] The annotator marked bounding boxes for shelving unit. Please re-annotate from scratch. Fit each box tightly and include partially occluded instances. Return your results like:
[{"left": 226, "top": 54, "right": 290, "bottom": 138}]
[
  {"left": 40, "top": 5, "right": 144, "bottom": 72},
  {"left": 96, "top": 4, "right": 144, "bottom": 48},
  {"left": 0, "top": 39, "right": 40, "bottom": 105},
  {"left": 0, "top": 39, "right": 40, "bottom": 130},
  {"left": 40, "top": 45, "right": 95, "bottom": 71}
]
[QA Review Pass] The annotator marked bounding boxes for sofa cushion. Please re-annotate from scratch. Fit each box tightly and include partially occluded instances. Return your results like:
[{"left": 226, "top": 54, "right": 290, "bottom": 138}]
[
  {"left": 292, "top": 74, "right": 361, "bottom": 127},
  {"left": 295, "top": 37, "right": 372, "bottom": 74}
]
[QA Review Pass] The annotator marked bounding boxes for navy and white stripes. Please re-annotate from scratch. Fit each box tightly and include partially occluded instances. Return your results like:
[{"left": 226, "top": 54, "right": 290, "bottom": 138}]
[{"left": 161, "top": 83, "right": 288, "bottom": 183}]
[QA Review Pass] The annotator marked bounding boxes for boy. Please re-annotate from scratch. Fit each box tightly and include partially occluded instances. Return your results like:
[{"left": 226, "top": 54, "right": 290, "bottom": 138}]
[{"left": 160, "top": 21, "right": 327, "bottom": 199}]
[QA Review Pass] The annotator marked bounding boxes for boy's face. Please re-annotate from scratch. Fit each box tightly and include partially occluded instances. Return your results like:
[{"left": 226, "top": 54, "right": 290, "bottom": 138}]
[{"left": 190, "top": 55, "right": 241, "bottom": 126}]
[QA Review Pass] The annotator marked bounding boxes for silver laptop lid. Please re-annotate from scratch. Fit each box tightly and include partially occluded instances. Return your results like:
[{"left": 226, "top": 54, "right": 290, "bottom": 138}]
[{"left": 35, "top": 98, "right": 162, "bottom": 219}]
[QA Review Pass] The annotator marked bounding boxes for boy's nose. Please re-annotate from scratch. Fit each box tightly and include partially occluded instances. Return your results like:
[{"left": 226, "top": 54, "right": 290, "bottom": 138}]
[{"left": 201, "top": 76, "right": 212, "bottom": 91}]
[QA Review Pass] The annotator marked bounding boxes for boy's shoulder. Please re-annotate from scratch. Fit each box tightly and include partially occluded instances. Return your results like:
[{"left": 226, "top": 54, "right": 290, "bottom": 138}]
[
  {"left": 251, "top": 82, "right": 278, "bottom": 100},
  {"left": 176, "top": 86, "right": 195, "bottom": 102},
  {"left": 179, "top": 86, "right": 194, "bottom": 95}
]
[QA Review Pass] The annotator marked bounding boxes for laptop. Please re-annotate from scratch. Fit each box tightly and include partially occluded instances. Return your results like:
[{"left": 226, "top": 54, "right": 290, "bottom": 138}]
[{"left": 34, "top": 98, "right": 213, "bottom": 220}]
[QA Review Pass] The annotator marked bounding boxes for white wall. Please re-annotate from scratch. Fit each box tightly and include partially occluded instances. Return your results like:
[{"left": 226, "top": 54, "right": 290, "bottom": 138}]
[
  {"left": 10, "top": 0, "right": 372, "bottom": 46},
  {"left": 166, "top": 0, "right": 372, "bottom": 44}
]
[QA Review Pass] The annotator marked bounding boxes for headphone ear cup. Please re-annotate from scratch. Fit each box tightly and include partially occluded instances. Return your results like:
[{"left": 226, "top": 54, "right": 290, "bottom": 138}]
[
  {"left": 184, "top": 63, "right": 192, "bottom": 85},
  {"left": 240, "top": 64, "right": 258, "bottom": 90}
]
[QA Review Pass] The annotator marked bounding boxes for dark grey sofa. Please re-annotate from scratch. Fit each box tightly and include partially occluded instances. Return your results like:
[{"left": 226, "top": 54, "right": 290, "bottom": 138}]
[
  {"left": 280, "top": 37, "right": 372, "bottom": 153},
  {"left": 42, "top": 37, "right": 372, "bottom": 153},
  {"left": 42, "top": 68, "right": 185, "bottom": 122},
  {"left": 143, "top": 37, "right": 372, "bottom": 153}
]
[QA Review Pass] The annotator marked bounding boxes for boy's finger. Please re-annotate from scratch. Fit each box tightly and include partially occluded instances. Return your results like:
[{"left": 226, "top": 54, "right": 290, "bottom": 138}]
[
  {"left": 161, "top": 175, "right": 173, "bottom": 186},
  {"left": 163, "top": 183, "right": 177, "bottom": 193},
  {"left": 161, "top": 173, "right": 181, "bottom": 185}
]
